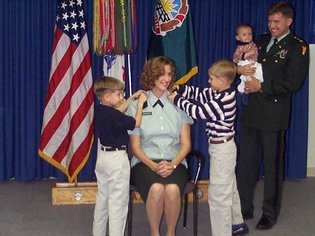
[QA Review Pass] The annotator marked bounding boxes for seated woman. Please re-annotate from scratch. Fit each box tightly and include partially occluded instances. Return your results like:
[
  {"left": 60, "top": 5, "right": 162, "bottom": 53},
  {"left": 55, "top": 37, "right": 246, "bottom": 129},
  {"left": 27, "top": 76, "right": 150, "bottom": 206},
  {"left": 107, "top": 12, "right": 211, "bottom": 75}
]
[{"left": 127, "top": 56, "right": 193, "bottom": 236}]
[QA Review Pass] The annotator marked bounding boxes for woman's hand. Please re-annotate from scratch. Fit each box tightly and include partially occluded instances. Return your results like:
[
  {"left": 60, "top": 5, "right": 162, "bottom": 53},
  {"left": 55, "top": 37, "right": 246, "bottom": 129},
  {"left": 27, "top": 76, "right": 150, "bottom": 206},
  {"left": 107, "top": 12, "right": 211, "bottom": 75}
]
[
  {"left": 149, "top": 161, "right": 159, "bottom": 173},
  {"left": 156, "top": 160, "right": 175, "bottom": 178}
]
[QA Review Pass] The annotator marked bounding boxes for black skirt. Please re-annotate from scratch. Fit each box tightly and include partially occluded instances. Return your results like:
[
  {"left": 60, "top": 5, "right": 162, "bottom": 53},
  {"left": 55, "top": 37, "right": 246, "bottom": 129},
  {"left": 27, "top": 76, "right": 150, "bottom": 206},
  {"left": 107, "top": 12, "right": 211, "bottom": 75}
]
[{"left": 131, "top": 160, "right": 188, "bottom": 202}]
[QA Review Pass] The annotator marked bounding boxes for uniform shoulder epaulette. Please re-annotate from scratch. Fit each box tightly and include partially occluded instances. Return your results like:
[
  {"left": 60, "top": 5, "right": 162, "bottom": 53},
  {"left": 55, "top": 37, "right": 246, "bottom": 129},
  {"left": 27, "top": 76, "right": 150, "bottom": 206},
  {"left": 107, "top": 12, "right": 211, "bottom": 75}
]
[
  {"left": 293, "top": 36, "right": 305, "bottom": 44},
  {"left": 292, "top": 36, "right": 308, "bottom": 55}
]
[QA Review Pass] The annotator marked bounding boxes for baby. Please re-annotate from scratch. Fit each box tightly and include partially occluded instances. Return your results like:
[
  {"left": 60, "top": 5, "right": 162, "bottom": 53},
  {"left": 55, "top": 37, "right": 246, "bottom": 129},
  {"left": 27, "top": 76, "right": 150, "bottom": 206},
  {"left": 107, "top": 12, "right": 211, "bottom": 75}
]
[{"left": 233, "top": 24, "right": 263, "bottom": 94}]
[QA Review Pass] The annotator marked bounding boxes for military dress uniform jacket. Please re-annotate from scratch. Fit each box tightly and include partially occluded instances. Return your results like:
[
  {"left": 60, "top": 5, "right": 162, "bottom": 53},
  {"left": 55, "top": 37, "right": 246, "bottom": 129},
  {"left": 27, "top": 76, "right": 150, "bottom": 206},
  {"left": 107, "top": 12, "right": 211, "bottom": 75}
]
[{"left": 241, "top": 32, "right": 309, "bottom": 131}]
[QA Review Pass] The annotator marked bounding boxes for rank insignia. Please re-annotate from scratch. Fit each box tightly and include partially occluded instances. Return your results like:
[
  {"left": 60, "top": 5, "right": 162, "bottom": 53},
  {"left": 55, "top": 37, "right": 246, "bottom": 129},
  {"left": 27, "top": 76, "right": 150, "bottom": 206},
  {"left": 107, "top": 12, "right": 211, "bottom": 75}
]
[
  {"left": 302, "top": 45, "right": 307, "bottom": 55},
  {"left": 276, "top": 49, "right": 288, "bottom": 59}
]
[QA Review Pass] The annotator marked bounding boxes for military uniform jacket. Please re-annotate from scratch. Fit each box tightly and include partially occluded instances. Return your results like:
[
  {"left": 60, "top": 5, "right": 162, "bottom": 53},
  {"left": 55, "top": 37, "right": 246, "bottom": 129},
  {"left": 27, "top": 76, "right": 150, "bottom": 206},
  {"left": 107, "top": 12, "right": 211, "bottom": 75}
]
[{"left": 241, "top": 31, "right": 309, "bottom": 131}]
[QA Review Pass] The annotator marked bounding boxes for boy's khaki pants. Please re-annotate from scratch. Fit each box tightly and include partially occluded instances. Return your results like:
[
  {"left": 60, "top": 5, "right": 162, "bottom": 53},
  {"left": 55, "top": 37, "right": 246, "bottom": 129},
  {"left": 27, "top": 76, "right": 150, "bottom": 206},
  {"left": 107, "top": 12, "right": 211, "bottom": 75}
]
[
  {"left": 93, "top": 148, "right": 130, "bottom": 236},
  {"left": 208, "top": 140, "right": 244, "bottom": 236}
]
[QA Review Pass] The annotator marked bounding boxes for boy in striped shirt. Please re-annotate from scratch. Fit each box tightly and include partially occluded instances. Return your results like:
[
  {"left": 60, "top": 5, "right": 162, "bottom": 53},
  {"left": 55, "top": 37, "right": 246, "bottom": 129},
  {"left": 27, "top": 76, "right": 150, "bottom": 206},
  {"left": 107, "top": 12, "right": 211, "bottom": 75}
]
[{"left": 169, "top": 59, "right": 248, "bottom": 236}]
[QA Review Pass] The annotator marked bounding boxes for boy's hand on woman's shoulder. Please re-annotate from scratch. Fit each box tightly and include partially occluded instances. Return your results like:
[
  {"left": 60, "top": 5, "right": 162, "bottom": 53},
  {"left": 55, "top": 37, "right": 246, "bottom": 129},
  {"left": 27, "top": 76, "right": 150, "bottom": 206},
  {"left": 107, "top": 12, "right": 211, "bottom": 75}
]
[
  {"left": 171, "top": 84, "right": 179, "bottom": 92},
  {"left": 131, "top": 89, "right": 146, "bottom": 100},
  {"left": 137, "top": 93, "right": 147, "bottom": 106},
  {"left": 168, "top": 92, "right": 177, "bottom": 103}
]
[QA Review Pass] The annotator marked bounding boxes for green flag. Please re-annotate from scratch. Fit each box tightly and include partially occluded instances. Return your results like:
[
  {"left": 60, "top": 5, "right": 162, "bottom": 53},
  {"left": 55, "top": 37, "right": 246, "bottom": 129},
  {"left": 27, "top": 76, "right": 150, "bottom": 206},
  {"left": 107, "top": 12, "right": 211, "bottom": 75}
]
[{"left": 148, "top": 0, "right": 198, "bottom": 84}]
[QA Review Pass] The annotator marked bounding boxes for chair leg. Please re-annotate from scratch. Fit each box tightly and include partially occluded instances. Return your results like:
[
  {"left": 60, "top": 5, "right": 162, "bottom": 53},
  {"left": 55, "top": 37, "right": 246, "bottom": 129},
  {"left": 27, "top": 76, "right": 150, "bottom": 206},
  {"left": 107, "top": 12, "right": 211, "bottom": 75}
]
[
  {"left": 128, "top": 190, "right": 133, "bottom": 236},
  {"left": 183, "top": 193, "right": 188, "bottom": 228},
  {"left": 193, "top": 187, "right": 198, "bottom": 236}
]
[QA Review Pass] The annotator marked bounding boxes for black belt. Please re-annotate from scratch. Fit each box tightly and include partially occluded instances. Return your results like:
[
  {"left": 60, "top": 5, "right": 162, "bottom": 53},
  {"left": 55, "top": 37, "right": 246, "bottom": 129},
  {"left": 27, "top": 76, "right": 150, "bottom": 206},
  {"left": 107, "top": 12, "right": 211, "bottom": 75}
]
[
  {"left": 101, "top": 145, "right": 127, "bottom": 152},
  {"left": 210, "top": 135, "right": 234, "bottom": 144}
]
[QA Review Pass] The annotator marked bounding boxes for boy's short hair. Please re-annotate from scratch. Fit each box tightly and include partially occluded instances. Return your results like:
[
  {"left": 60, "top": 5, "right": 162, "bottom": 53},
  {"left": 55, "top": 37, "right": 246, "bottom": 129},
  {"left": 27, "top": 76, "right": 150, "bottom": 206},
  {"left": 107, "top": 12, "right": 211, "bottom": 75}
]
[
  {"left": 208, "top": 59, "right": 236, "bottom": 83},
  {"left": 93, "top": 76, "right": 125, "bottom": 100},
  {"left": 235, "top": 24, "right": 253, "bottom": 35}
]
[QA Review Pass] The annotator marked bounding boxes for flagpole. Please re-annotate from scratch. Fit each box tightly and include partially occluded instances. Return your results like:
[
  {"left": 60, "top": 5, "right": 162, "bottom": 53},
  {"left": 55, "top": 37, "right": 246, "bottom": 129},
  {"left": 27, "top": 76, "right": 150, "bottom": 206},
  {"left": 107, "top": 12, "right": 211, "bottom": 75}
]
[{"left": 127, "top": 54, "right": 132, "bottom": 96}]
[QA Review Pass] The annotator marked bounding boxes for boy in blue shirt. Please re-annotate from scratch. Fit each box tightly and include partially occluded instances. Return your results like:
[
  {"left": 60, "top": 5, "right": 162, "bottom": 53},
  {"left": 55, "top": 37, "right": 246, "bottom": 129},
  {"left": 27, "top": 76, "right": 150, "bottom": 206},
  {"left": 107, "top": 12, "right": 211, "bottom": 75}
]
[{"left": 92, "top": 76, "right": 146, "bottom": 236}]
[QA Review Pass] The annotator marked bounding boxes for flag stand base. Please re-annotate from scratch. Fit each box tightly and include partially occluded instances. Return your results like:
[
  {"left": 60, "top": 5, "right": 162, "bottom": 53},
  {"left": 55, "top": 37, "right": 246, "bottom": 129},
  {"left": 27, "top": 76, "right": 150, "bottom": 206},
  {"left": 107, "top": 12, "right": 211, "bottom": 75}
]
[
  {"left": 51, "top": 181, "right": 210, "bottom": 205},
  {"left": 52, "top": 182, "right": 97, "bottom": 205}
]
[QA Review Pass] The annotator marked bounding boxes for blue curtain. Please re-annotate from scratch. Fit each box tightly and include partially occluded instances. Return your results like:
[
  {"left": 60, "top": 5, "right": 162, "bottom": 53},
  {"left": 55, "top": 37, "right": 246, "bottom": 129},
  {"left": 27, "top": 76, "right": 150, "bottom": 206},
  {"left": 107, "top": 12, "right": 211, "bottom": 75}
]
[{"left": 0, "top": 0, "right": 312, "bottom": 182}]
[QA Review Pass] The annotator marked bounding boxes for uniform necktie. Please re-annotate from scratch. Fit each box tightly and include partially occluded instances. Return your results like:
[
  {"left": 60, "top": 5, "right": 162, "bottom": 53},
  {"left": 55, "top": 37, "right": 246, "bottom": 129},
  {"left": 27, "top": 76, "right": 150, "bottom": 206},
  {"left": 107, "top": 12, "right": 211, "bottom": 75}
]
[
  {"left": 153, "top": 99, "right": 164, "bottom": 108},
  {"left": 268, "top": 38, "right": 278, "bottom": 52}
]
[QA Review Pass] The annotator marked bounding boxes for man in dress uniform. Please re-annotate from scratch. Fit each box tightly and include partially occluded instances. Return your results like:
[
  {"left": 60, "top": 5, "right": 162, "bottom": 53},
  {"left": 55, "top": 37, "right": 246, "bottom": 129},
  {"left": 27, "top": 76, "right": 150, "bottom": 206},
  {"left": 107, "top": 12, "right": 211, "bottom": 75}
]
[{"left": 236, "top": 1, "right": 309, "bottom": 231}]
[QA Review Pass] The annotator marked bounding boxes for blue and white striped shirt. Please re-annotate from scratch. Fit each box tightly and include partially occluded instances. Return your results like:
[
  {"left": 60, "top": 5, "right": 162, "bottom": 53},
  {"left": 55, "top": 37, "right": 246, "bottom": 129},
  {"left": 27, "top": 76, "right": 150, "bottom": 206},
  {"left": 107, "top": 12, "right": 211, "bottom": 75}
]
[{"left": 173, "top": 85, "right": 236, "bottom": 142}]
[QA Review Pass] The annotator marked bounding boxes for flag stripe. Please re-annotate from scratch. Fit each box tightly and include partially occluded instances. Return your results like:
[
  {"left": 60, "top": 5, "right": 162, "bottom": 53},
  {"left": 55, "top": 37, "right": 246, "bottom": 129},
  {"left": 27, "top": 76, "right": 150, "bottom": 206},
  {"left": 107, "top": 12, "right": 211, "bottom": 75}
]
[
  {"left": 45, "top": 32, "right": 73, "bottom": 105},
  {"left": 40, "top": 50, "right": 92, "bottom": 154},
  {"left": 53, "top": 86, "right": 94, "bottom": 163},
  {"left": 68, "top": 121, "right": 94, "bottom": 179},
  {"left": 47, "top": 32, "right": 90, "bottom": 108},
  {"left": 40, "top": 35, "right": 91, "bottom": 149},
  {"left": 39, "top": 0, "right": 94, "bottom": 182},
  {"left": 51, "top": 27, "right": 63, "bottom": 54}
]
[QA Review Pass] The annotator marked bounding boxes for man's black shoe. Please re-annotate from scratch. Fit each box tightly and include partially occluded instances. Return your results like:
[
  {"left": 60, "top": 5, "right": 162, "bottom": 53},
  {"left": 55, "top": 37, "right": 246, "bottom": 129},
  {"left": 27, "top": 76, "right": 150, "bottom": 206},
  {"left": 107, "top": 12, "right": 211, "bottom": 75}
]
[
  {"left": 232, "top": 223, "right": 249, "bottom": 236},
  {"left": 255, "top": 215, "right": 276, "bottom": 230}
]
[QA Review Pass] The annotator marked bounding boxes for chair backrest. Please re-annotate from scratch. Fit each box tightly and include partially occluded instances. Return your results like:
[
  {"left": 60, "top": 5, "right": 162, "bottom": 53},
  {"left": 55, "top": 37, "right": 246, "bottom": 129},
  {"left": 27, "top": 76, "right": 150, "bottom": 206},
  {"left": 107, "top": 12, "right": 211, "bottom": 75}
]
[{"left": 186, "top": 150, "right": 206, "bottom": 184}]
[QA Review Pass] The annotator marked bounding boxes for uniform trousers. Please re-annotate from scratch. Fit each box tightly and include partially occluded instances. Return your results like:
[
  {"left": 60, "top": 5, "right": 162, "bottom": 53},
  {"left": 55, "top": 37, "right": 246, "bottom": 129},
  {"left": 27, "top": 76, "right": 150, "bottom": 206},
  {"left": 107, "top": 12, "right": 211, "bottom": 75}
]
[
  {"left": 93, "top": 148, "right": 130, "bottom": 236},
  {"left": 236, "top": 125, "right": 284, "bottom": 220},
  {"left": 208, "top": 139, "right": 243, "bottom": 236}
]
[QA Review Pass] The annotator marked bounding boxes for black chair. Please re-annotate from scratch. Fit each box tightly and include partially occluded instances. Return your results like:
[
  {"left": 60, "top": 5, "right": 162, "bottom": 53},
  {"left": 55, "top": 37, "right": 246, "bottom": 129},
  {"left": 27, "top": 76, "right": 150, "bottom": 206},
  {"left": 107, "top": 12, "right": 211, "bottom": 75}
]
[{"left": 127, "top": 150, "right": 205, "bottom": 236}]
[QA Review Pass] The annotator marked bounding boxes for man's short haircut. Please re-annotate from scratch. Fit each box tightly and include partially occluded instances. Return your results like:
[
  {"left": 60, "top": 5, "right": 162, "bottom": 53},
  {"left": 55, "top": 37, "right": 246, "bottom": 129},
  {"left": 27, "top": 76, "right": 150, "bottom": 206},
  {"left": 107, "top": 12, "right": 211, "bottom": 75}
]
[{"left": 268, "top": 1, "right": 294, "bottom": 19}]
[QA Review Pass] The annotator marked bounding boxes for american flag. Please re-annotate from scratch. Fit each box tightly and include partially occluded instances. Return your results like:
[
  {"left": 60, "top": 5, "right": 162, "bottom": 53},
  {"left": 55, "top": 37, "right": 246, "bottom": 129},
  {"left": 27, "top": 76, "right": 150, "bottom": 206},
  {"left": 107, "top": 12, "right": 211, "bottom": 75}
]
[{"left": 39, "top": 0, "right": 94, "bottom": 182}]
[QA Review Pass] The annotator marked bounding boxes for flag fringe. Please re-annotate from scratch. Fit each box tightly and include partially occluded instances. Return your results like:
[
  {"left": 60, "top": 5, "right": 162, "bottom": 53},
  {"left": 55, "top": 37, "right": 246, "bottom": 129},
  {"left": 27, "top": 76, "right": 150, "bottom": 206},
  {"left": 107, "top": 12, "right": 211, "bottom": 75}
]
[{"left": 38, "top": 136, "right": 94, "bottom": 183}]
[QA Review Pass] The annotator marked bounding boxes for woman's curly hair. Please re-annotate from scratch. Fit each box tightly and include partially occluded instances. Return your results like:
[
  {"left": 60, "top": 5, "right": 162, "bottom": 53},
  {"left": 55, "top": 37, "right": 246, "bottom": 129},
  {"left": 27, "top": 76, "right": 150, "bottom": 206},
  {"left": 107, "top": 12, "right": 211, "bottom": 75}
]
[{"left": 140, "top": 56, "right": 176, "bottom": 91}]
